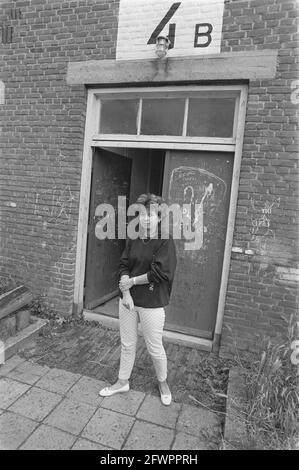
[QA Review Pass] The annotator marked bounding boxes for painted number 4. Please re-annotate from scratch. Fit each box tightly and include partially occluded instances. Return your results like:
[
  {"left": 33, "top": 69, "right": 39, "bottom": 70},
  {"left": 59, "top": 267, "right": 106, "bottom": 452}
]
[{"left": 147, "top": 2, "right": 212, "bottom": 49}]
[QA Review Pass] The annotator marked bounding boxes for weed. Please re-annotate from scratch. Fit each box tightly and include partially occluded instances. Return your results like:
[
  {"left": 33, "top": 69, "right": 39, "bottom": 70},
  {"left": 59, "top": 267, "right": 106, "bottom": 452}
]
[{"left": 228, "top": 315, "right": 299, "bottom": 449}]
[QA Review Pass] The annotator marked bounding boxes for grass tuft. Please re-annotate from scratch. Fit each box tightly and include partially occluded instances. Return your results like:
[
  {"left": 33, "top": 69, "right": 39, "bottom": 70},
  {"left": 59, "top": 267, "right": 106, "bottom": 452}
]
[{"left": 231, "top": 315, "right": 299, "bottom": 449}]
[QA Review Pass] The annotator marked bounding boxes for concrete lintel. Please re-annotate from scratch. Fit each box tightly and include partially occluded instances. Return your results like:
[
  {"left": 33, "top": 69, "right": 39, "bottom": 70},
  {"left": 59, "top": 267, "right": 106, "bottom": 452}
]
[{"left": 67, "top": 50, "right": 278, "bottom": 86}]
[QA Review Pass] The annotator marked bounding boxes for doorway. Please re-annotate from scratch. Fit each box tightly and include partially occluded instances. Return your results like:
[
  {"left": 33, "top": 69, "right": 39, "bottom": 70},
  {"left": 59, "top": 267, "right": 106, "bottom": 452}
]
[
  {"left": 84, "top": 147, "right": 233, "bottom": 339},
  {"left": 84, "top": 147, "right": 165, "bottom": 312},
  {"left": 75, "top": 85, "right": 248, "bottom": 347}
]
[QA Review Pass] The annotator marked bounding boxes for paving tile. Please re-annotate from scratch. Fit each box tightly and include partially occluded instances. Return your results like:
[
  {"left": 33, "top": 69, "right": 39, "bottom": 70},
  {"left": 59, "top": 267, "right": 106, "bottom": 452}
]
[
  {"left": 124, "top": 420, "right": 174, "bottom": 450},
  {"left": 136, "top": 395, "right": 181, "bottom": 428},
  {"left": 35, "top": 368, "right": 81, "bottom": 394},
  {"left": 72, "top": 438, "right": 111, "bottom": 450},
  {"left": 101, "top": 390, "right": 145, "bottom": 416},
  {"left": 66, "top": 375, "right": 107, "bottom": 406},
  {"left": 0, "top": 355, "right": 26, "bottom": 376},
  {"left": 20, "top": 424, "right": 76, "bottom": 450},
  {"left": 8, "top": 386, "right": 63, "bottom": 422},
  {"left": 82, "top": 408, "right": 134, "bottom": 450},
  {"left": 172, "top": 432, "right": 210, "bottom": 450},
  {"left": 0, "top": 411, "right": 38, "bottom": 450},
  {"left": 176, "top": 404, "right": 221, "bottom": 438},
  {"left": 0, "top": 377, "right": 30, "bottom": 408},
  {"left": 6, "top": 361, "right": 50, "bottom": 385},
  {"left": 45, "top": 397, "right": 97, "bottom": 435}
]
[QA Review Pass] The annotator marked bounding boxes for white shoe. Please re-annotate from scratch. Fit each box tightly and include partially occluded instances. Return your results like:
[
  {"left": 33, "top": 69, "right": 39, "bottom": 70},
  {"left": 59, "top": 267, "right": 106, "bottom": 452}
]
[
  {"left": 159, "top": 385, "right": 172, "bottom": 406},
  {"left": 99, "top": 383, "right": 130, "bottom": 397}
]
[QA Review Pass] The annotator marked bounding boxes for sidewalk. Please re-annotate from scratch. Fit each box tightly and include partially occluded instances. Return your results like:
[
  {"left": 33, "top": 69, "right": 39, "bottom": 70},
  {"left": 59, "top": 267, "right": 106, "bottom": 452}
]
[
  {"left": 14, "top": 320, "right": 230, "bottom": 411},
  {"left": 0, "top": 355, "right": 222, "bottom": 450}
]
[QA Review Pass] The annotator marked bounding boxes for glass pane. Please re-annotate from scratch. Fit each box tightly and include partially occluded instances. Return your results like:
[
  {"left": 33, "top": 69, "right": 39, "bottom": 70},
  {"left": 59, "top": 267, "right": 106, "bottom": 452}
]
[
  {"left": 187, "top": 98, "right": 235, "bottom": 138},
  {"left": 100, "top": 99, "right": 139, "bottom": 134},
  {"left": 141, "top": 98, "right": 185, "bottom": 135}
]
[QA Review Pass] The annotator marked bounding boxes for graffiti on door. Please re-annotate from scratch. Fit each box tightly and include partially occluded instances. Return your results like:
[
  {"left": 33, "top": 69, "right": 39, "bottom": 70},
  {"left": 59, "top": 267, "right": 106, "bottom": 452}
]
[{"left": 168, "top": 166, "right": 227, "bottom": 253}]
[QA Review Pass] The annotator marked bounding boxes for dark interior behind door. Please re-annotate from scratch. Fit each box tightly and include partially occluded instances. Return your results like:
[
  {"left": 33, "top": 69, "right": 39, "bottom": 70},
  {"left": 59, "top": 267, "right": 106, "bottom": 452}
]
[{"left": 84, "top": 148, "right": 132, "bottom": 310}]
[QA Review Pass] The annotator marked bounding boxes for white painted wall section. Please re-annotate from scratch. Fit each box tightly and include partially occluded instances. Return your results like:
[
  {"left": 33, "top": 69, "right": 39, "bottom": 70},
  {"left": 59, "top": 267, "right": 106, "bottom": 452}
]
[{"left": 116, "top": 0, "right": 225, "bottom": 60}]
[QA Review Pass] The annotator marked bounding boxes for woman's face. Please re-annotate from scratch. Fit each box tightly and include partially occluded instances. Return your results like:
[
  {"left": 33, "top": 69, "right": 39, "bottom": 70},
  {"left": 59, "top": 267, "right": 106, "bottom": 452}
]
[{"left": 139, "top": 206, "right": 160, "bottom": 235}]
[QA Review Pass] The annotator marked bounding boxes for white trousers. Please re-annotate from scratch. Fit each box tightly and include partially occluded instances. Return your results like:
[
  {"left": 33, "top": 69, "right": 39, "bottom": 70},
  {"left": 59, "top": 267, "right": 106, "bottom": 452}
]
[{"left": 118, "top": 299, "right": 167, "bottom": 382}]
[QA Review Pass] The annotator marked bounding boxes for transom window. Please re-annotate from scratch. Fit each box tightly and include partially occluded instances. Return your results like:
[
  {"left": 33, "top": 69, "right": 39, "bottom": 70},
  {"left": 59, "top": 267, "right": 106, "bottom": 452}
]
[{"left": 95, "top": 87, "right": 240, "bottom": 143}]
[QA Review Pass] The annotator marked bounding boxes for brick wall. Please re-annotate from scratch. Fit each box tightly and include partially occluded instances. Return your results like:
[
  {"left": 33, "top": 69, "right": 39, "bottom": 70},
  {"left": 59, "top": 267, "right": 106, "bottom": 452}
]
[
  {"left": 0, "top": 0, "right": 298, "bottom": 355},
  {"left": 0, "top": 0, "right": 119, "bottom": 313},
  {"left": 219, "top": 0, "right": 299, "bottom": 356}
]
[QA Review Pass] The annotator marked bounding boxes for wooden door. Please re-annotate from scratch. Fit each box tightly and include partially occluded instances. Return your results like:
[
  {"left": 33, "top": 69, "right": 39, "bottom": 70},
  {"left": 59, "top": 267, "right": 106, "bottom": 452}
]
[
  {"left": 84, "top": 148, "right": 132, "bottom": 310},
  {"left": 163, "top": 150, "right": 234, "bottom": 338}
]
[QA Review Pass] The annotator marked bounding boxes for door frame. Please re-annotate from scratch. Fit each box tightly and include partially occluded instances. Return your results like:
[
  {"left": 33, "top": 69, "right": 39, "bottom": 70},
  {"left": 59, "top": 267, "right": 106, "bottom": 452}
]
[{"left": 73, "top": 84, "right": 248, "bottom": 352}]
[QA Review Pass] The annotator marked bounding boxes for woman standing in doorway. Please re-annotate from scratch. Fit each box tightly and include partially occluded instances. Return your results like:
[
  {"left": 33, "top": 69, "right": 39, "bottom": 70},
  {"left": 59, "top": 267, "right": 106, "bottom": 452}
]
[{"left": 99, "top": 193, "right": 177, "bottom": 405}]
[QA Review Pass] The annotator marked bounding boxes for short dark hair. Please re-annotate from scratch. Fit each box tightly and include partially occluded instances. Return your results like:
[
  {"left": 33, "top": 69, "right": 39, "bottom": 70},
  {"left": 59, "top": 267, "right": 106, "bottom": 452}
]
[
  {"left": 135, "top": 193, "right": 169, "bottom": 237},
  {"left": 136, "top": 193, "right": 164, "bottom": 208}
]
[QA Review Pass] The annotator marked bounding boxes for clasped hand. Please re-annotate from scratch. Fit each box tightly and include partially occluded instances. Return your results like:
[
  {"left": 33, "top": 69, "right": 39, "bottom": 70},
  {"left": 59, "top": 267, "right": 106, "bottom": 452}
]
[
  {"left": 121, "top": 291, "right": 134, "bottom": 310},
  {"left": 119, "top": 276, "right": 135, "bottom": 310},
  {"left": 119, "top": 277, "right": 134, "bottom": 291}
]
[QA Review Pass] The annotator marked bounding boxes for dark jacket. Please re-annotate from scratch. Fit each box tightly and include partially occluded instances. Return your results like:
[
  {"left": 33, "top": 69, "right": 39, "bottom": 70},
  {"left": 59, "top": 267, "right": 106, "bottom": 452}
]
[{"left": 119, "top": 235, "right": 177, "bottom": 308}]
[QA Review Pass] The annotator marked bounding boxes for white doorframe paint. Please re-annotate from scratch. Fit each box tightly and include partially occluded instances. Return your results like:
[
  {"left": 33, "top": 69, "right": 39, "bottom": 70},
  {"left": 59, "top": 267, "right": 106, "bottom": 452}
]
[{"left": 73, "top": 85, "right": 248, "bottom": 352}]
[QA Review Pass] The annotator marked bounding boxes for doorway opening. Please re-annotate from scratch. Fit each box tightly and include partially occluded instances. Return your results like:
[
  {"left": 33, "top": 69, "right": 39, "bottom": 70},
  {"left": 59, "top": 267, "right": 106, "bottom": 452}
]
[
  {"left": 84, "top": 146, "right": 234, "bottom": 340},
  {"left": 84, "top": 146, "right": 165, "bottom": 318},
  {"left": 74, "top": 85, "right": 248, "bottom": 347}
]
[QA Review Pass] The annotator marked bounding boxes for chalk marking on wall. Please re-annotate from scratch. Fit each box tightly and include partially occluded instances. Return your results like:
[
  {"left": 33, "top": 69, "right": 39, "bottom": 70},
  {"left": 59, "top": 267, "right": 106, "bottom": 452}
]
[
  {"left": 248, "top": 198, "right": 295, "bottom": 274},
  {"left": 52, "top": 185, "right": 75, "bottom": 223},
  {"left": 34, "top": 185, "right": 75, "bottom": 225},
  {"left": 291, "top": 80, "right": 299, "bottom": 105},
  {"left": 57, "top": 152, "right": 69, "bottom": 167},
  {"left": 250, "top": 197, "right": 280, "bottom": 238}
]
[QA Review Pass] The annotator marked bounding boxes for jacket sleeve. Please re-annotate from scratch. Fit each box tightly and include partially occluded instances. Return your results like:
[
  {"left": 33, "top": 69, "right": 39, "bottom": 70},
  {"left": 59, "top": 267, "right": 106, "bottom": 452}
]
[
  {"left": 146, "top": 237, "right": 177, "bottom": 285},
  {"left": 119, "top": 238, "right": 131, "bottom": 280}
]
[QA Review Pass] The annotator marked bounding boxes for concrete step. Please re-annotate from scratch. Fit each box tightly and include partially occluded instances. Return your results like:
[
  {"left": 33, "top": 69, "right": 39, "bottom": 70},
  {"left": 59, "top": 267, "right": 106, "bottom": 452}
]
[{"left": 0, "top": 316, "right": 48, "bottom": 362}]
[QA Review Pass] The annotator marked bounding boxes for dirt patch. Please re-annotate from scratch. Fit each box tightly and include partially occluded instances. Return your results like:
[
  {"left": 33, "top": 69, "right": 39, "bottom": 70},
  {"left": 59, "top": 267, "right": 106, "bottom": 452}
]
[{"left": 18, "top": 319, "right": 233, "bottom": 416}]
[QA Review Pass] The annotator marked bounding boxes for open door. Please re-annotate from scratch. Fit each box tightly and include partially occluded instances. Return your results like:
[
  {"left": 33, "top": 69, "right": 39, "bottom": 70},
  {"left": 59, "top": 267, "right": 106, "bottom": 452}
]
[
  {"left": 163, "top": 150, "right": 234, "bottom": 338},
  {"left": 84, "top": 148, "right": 132, "bottom": 310}
]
